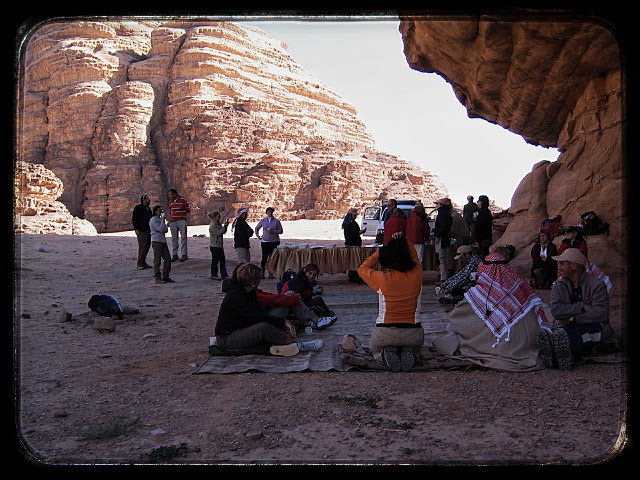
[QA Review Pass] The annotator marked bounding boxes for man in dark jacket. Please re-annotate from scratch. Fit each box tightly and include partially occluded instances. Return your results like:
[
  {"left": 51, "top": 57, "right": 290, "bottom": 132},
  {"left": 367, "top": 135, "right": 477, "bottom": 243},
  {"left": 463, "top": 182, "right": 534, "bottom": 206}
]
[
  {"left": 434, "top": 198, "right": 453, "bottom": 282},
  {"left": 131, "top": 194, "right": 152, "bottom": 269},
  {"left": 473, "top": 195, "right": 493, "bottom": 258}
]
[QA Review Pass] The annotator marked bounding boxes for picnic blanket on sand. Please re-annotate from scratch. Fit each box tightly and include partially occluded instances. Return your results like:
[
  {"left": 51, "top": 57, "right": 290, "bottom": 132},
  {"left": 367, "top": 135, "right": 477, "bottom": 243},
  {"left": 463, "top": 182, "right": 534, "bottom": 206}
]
[
  {"left": 195, "top": 289, "right": 623, "bottom": 375},
  {"left": 195, "top": 289, "right": 464, "bottom": 374}
]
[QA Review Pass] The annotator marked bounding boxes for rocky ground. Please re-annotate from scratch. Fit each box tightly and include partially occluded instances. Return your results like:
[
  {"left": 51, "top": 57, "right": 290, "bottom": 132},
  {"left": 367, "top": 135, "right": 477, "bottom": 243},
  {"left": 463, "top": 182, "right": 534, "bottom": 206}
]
[{"left": 13, "top": 224, "right": 631, "bottom": 468}]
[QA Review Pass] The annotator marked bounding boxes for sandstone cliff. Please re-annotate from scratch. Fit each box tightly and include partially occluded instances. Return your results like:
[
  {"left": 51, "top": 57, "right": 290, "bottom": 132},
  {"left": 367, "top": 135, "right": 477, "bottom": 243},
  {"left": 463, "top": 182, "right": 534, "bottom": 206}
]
[
  {"left": 400, "top": 17, "right": 626, "bottom": 277},
  {"left": 17, "top": 19, "right": 448, "bottom": 233}
]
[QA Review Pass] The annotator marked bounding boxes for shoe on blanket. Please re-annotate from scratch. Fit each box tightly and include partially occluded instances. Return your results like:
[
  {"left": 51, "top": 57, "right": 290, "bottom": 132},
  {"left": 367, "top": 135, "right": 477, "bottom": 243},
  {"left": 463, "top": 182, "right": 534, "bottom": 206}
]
[
  {"left": 536, "top": 329, "right": 556, "bottom": 368},
  {"left": 552, "top": 328, "right": 574, "bottom": 370},
  {"left": 269, "top": 344, "right": 299, "bottom": 357},
  {"left": 316, "top": 316, "right": 337, "bottom": 330},
  {"left": 400, "top": 347, "right": 415, "bottom": 372},
  {"left": 383, "top": 346, "right": 402, "bottom": 372},
  {"left": 297, "top": 340, "right": 324, "bottom": 352}
]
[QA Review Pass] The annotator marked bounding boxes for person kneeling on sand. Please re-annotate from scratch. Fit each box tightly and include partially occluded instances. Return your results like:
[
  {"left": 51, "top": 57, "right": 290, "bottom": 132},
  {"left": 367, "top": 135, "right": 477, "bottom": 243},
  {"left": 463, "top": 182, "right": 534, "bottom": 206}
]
[
  {"left": 214, "top": 263, "right": 323, "bottom": 356},
  {"left": 357, "top": 232, "right": 424, "bottom": 372}
]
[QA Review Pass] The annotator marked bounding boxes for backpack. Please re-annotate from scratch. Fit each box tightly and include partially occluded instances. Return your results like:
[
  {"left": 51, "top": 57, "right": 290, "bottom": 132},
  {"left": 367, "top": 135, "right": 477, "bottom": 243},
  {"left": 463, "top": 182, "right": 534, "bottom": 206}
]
[
  {"left": 276, "top": 269, "right": 297, "bottom": 294},
  {"left": 540, "top": 215, "right": 563, "bottom": 240},
  {"left": 579, "top": 211, "right": 610, "bottom": 236}
]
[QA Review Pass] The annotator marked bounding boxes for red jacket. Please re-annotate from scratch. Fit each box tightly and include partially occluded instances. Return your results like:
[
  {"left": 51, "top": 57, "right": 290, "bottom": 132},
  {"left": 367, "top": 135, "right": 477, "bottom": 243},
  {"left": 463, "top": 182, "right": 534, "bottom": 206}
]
[
  {"left": 255, "top": 288, "right": 300, "bottom": 308},
  {"left": 406, "top": 211, "right": 430, "bottom": 245},
  {"left": 383, "top": 214, "right": 407, "bottom": 245}
]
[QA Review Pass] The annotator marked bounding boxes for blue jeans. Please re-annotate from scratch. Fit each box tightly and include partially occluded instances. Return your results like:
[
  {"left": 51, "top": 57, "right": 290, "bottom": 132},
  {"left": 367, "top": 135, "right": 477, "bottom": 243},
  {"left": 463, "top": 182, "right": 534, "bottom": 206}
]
[
  {"left": 557, "top": 322, "right": 603, "bottom": 356},
  {"left": 210, "top": 246, "right": 228, "bottom": 277}
]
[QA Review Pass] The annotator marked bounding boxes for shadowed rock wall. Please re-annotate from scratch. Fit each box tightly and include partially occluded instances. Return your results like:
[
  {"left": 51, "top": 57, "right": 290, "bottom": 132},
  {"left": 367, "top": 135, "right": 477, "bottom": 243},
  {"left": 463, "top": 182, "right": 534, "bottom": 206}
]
[{"left": 400, "top": 16, "right": 626, "bottom": 277}]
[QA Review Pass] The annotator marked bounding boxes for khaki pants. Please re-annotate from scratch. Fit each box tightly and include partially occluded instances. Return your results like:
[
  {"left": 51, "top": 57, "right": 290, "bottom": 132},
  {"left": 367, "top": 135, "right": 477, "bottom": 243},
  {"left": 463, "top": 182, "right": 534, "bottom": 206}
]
[{"left": 370, "top": 324, "right": 424, "bottom": 362}]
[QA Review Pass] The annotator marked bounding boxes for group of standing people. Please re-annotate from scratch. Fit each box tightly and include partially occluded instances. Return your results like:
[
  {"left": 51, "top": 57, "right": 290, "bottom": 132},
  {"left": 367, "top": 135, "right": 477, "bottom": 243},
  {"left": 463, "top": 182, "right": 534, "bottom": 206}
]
[{"left": 132, "top": 189, "right": 191, "bottom": 283}]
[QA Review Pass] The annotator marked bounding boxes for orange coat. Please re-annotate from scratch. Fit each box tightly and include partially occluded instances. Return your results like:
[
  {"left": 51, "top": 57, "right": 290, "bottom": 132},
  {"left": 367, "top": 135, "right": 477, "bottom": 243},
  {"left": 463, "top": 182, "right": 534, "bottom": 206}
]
[{"left": 357, "top": 237, "right": 423, "bottom": 325}]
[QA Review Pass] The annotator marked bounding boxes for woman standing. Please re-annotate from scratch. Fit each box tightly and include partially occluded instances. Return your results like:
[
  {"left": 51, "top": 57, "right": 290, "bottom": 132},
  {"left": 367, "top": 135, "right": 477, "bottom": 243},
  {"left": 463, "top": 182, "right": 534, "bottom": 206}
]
[
  {"left": 208, "top": 210, "right": 230, "bottom": 279},
  {"left": 232, "top": 207, "right": 254, "bottom": 262},
  {"left": 342, "top": 208, "right": 366, "bottom": 282},
  {"left": 255, "top": 207, "right": 283, "bottom": 278}
]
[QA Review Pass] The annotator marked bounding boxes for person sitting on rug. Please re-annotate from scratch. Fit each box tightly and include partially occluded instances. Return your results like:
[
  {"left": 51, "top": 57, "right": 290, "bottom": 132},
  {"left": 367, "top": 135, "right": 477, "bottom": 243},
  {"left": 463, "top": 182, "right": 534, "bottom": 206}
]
[
  {"left": 536, "top": 248, "right": 616, "bottom": 370},
  {"left": 437, "top": 244, "right": 481, "bottom": 304},
  {"left": 530, "top": 228, "right": 558, "bottom": 289},
  {"left": 357, "top": 232, "right": 424, "bottom": 372},
  {"left": 281, "top": 263, "right": 337, "bottom": 323},
  {"left": 244, "top": 271, "right": 337, "bottom": 332},
  {"left": 432, "top": 251, "right": 552, "bottom": 372},
  {"left": 215, "top": 263, "right": 324, "bottom": 356}
]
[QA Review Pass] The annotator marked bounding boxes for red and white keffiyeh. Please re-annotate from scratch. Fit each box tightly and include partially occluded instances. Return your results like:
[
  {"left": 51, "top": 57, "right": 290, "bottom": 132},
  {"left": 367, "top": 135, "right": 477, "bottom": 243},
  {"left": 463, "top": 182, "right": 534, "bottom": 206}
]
[{"left": 464, "top": 252, "right": 551, "bottom": 347}]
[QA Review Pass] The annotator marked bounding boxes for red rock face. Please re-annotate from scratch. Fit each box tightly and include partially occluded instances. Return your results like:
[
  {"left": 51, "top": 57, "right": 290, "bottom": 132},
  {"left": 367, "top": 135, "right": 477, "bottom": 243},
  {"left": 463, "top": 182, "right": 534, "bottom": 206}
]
[
  {"left": 400, "top": 17, "right": 625, "bottom": 277},
  {"left": 17, "top": 20, "right": 448, "bottom": 233}
]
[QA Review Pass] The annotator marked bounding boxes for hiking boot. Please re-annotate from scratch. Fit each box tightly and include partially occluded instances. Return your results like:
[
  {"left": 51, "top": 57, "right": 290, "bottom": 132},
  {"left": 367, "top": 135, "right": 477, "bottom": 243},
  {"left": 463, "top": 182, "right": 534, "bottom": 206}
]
[
  {"left": 180, "top": 256, "right": 188, "bottom": 262},
  {"left": 592, "top": 338, "right": 620, "bottom": 355},
  {"left": 316, "top": 316, "right": 337, "bottom": 330},
  {"left": 400, "top": 347, "right": 415, "bottom": 372},
  {"left": 536, "top": 329, "right": 555, "bottom": 368},
  {"left": 552, "top": 328, "right": 573, "bottom": 370},
  {"left": 297, "top": 340, "right": 324, "bottom": 352},
  {"left": 171, "top": 255, "right": 179, "bottom": 262},
  {"left": 163, "top": 277, "right": 175, "bottom": 283},
  {"left": 155, "top": 277, "right": 164, "bottom": 284},
  {"left": 384, "top": 346, "right": 402, "bottom": 372},
  {"left": 270, "top": 344, "right": 299, "bottom": 357}
]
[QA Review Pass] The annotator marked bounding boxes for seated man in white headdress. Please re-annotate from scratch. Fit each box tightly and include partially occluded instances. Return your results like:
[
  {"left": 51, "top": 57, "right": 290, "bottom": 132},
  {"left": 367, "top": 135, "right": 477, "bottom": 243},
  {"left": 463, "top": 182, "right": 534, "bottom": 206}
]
[
  {"left": 432, "top": 249, "right": 552, "bottom": 372},
  {"left": 536, "top": 248, "right": 616, "bottom": 370}
]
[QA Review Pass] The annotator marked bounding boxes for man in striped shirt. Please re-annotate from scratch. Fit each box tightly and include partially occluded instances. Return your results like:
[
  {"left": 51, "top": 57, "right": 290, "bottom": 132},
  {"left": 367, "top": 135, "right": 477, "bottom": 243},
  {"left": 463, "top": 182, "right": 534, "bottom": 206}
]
[{"left": 167, "top": 188, "right": 190, "bottom": 262}]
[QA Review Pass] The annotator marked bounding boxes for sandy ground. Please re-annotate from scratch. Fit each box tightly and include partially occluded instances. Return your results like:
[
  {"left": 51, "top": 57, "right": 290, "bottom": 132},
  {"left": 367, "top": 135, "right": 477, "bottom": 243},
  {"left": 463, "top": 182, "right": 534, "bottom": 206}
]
[{"left": 13, "top": 219, "right": 632, "bottom": 468}]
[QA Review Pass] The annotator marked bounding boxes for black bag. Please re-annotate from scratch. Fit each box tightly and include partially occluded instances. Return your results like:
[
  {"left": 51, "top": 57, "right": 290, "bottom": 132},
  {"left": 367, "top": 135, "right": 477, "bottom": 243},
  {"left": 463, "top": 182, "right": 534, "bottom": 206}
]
[
  {"left": 580, "top": 211, "right": 610, "bottom": 236},
  {"left": 276, "top": 269, "right": 297, "bottom": 294},
  {"left": 88, "top": 294, "right": 123, "bottom": 318}
]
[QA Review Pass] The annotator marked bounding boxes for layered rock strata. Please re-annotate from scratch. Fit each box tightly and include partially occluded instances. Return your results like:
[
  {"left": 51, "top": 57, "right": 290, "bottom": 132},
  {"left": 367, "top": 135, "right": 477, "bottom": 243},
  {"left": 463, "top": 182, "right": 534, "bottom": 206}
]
[
  {"left": 18, "top": 19, "right": 447, "bottom": 232},
  {"left": 400, "top": 17, "right": 625, "bottom": 276}
]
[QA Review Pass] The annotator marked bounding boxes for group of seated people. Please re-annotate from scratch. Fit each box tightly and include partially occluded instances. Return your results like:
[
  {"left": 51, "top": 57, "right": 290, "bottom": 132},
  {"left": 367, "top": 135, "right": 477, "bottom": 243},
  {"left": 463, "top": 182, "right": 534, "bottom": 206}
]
[{"left": 212, "top": 225, "right": 617, "bottom": 372}]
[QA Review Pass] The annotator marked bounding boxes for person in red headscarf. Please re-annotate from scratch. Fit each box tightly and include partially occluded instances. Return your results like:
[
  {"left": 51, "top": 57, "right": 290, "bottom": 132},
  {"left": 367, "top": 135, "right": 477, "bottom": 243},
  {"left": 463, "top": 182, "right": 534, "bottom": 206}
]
[{"left": 432, "top": 247, "right": 552, "bottom": 372}]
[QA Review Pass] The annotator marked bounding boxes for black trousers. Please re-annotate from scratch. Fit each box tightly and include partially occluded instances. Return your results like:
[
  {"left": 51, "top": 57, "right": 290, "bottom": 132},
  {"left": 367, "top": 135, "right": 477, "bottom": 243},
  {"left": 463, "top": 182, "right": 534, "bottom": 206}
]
[{"left": 260, "top": 241, "right": 280, "bottom": 270}]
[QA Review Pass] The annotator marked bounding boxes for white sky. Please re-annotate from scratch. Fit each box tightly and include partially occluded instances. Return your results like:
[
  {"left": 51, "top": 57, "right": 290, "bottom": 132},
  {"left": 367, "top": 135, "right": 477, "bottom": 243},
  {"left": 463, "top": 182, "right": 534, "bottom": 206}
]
[{"left": 237, "top": 18, "right": 559, "bottom": 209}]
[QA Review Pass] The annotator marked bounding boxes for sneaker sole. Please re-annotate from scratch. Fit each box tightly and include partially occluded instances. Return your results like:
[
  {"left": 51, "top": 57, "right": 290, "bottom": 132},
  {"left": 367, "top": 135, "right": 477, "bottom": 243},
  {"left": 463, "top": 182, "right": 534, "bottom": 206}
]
[
  {"left": 536, "top": 329, "right": 555, "bottom": 368},
  {"left": 400, "top": 347, "right": 415, "bottom": 372},
  {"left": 269, "top": 345, "right": 299, "bottom": 357},
  {"left": 552, "top": 329, "right": 573, "bottom": 370},
  {"left": 384, "top": 347, "right": 402, "bottom": 372}
]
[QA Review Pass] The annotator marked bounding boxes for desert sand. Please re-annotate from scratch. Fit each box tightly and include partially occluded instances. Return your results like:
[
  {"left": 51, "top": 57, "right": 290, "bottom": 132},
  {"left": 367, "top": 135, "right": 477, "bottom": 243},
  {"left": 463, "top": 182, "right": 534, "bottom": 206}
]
[{"left": 14, "top": 219, "right": 629, "bottom": 466}]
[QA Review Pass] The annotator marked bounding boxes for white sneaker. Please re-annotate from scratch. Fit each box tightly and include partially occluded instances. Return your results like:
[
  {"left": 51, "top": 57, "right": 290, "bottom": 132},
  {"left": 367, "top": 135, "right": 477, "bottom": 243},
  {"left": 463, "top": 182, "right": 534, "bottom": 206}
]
[
  {"left": 316, "top": 316, "right": 337, "bottom": 330},
  {"left": 297, "top": 340, "right": 324, "bottom": 352}
]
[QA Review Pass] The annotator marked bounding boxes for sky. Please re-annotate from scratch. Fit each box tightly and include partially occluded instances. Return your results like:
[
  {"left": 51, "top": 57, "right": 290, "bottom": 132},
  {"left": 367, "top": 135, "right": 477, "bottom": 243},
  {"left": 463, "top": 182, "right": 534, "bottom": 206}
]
[{"left": 237, "top": 18, "right": 559, "bottom": 209}]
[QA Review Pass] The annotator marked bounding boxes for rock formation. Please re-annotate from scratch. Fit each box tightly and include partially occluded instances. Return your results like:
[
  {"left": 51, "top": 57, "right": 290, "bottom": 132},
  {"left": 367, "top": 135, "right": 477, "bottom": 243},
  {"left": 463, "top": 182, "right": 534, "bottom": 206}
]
[
  {"left": 17, "top": 19, "right": 448, "bottom": 233},
  {"left": 400, "top": 16, "right": 626, "bottom": 277},
  {"left": 14, "top": 161, "right": 98, "bottom": 235}
]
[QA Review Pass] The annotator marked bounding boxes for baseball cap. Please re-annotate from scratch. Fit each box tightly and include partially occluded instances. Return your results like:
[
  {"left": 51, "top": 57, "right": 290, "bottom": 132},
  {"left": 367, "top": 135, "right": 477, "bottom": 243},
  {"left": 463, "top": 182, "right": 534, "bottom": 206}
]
[{"left": 551, "top": 248, "right": 586, "bottom": 265}]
